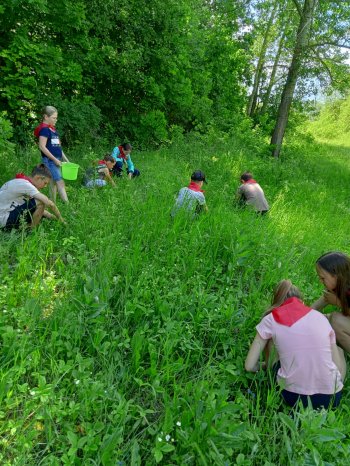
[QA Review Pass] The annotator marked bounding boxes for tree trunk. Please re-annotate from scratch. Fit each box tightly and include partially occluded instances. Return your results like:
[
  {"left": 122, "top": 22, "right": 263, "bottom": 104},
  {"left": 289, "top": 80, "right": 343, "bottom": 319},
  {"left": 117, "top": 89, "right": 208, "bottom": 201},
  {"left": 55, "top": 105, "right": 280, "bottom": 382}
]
[
  {"left": 246, "top": 2, "right": 278, "bottom": 117},
  {"left": 260, "top": 28, "right": 286, "bottom": 115},
  {"left": 270, "top": 0, "right": 318, "bottom": 158}
]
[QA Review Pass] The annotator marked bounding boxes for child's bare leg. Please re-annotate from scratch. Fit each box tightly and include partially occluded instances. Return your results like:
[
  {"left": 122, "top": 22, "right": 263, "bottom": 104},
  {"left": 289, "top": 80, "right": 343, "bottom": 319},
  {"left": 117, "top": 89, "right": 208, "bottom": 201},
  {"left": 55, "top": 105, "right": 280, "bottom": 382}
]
[
  {"left": 335, "top": 346, "right": 347, "bottom": 380},
  {"left": 329, "top": 312, "right": 350, "bottom": 353},
  {"left": 57, "top": 180, "right": 68, "bottom": 202},
  {"left": 50, "top": 180, "right": 57, "bottom": 203},
  {"left": 128, "top": 172, "right": 132, "bottom": 180},
  {"left": 30, "top": 202, "right": 45, "bottom": 228}
]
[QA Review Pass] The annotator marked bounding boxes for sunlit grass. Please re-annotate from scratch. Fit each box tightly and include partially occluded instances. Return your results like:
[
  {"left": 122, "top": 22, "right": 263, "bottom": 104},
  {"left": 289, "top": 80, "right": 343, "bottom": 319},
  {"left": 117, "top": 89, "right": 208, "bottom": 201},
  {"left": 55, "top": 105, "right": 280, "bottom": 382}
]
[{"left": 1, "top": 134, "right": 350, "bottom": 464}]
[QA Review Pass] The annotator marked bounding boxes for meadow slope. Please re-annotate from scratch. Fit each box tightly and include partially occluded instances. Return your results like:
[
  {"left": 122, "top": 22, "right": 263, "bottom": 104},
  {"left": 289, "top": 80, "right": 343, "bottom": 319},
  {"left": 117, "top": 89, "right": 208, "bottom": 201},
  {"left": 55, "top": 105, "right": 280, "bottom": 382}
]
[{"left": 1, "top": 133, "right": 350, "bottom": 465}]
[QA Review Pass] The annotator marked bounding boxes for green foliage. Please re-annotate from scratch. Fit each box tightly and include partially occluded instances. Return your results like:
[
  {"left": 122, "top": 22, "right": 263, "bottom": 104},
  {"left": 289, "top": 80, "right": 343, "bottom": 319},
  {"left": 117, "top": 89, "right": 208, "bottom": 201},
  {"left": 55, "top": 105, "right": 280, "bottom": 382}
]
[
  {"left": 51, "top": 99, "right": 102, "bottom": 147},
  {"left": 136, "top": 110, "right": 168, "bottom": 147},
  {"left": 0, "top": 112, "right": 14, "bottom": 155},
  {"left": 0, "top": 0, "right": 251, "bottom": 147},
  {"left": 310, "top": 96, "right": 350, "bottom": 141}
]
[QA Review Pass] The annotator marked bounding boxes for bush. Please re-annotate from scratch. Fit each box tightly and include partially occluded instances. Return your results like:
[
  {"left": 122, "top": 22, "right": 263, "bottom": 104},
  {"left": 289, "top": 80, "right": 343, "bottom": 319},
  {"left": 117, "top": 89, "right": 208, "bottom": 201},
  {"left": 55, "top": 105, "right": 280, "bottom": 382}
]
[
  {"left": 135, "top": 110, "right": 168, "bottom": 147},
  {"left": 0, "top": 111, "right": 15, "bottom": 156},
  {"left": 51, "top": 99, "right": 102, "bottom": 147}
]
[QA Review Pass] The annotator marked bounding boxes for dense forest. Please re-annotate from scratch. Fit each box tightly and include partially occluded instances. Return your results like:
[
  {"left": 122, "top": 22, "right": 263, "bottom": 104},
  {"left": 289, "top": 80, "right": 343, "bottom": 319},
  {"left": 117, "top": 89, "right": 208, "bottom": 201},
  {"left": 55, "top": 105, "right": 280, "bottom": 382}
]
[{"left": 1, "top": 0, "right": 350, "bottom": 153}]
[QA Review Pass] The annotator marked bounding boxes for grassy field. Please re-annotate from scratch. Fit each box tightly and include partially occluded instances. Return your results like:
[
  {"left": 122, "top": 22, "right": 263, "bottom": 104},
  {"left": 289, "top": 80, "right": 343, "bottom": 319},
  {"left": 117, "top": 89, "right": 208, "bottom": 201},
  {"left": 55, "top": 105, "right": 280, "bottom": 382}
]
[{"left": 1, "top": 132, "right": 350, "bottom": 465}]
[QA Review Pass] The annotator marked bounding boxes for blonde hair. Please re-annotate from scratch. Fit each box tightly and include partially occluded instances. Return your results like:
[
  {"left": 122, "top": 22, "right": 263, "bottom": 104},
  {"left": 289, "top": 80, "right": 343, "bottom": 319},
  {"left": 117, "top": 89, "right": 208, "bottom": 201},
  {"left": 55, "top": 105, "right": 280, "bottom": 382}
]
[
  {"left": 42, "top": 106, "right": 57, "bottom": 117},
  {"left": 263, "top": 280, "right": 302, "bottom": 316}
]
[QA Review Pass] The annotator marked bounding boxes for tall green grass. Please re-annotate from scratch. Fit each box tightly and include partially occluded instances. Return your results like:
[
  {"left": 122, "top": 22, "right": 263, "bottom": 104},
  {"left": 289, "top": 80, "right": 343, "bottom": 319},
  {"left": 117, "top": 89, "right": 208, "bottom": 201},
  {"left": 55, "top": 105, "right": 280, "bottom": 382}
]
[{"left": 1, "top": 133, "right": 350, "bottom": 464}]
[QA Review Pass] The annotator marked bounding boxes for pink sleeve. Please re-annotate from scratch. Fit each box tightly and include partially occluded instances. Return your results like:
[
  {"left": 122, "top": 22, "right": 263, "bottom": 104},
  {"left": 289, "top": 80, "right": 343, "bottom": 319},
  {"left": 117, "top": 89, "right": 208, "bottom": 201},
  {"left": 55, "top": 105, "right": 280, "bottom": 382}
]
[
  {"left": 329, "top": 328, "right": 336, "bottom": 345},
  {"left": 256, "top": 314, "right": 273, "bottom": 340}
]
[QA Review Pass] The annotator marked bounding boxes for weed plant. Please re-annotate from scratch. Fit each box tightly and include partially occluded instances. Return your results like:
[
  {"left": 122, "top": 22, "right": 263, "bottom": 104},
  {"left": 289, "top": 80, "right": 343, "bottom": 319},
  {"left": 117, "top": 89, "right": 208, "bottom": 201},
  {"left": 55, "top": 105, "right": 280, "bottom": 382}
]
[{"left": 1, "top": 134, "right": 350, "bottom": 465}]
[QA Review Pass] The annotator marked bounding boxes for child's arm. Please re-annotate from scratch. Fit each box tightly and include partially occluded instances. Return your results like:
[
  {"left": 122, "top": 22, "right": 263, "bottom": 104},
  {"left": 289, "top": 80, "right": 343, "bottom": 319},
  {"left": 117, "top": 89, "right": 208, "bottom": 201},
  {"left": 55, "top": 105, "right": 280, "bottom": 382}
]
[
  {"left": 126, "top": 155, "right": 134, "bottom": 179},
  {"left": 62, "top": 152, "right": 69, "bottom": 162},
  {"left": 236, "top": 184, "right": 244, "bottom": 199},
  {"left": 34, "top": 193, "right": 66, "bottom": 223},
  {"left": 312, "top": 291, "right": 341, "bottom": 311},
  {"left": 311, "top": 295, "right": 327, "bottom": 311},
  {"left": 39, "top": 136, "right": 62, "bottom": 166},
  {"left": 245, "top": 333, "right": 268, "bottom": 372},
  {"left": 331, "top": 344, "right": 346, "bottom": 380},
  {"left": 104, "top": 169, "right": 116, "bottom": 187},
  {"left": 324, "top": 290, "right": 341, "bottom": 307}
]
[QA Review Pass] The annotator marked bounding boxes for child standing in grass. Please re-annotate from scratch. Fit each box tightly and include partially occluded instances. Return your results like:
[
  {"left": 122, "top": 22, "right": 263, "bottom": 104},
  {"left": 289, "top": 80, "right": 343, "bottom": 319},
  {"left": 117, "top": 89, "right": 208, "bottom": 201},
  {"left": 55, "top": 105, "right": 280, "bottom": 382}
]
[
  {"left": 83, "top": 155, "right": 116, "bottom": 188},
  {"left": 245, "top": 280, "right": 345, "bottom": 409},
  {"left": 111, "top": 143, "right": 140, "bottom": 179},
  {"left": 171, "top": 170, "right": 208, "bottom": 218},
  {"left": 312, "top": 251, "right": 350, "bottom": 353},
  {"left": 34, "top": 106, "right": 70, "bottom": 203},
  {"left": 237, "top": 172, "right": 269, "bottom": 214},
  {"left": 0, "top": 164, "right": 65, "bottom": 230}
]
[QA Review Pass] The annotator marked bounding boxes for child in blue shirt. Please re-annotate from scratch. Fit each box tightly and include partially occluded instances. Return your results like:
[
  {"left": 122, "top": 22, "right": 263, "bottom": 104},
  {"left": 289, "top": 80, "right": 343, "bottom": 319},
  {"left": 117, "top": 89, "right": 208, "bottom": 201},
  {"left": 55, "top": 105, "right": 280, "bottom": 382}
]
[
  {"left": 111, "top": 143, "right": 140, "bottom": 179},
  {"left": 34, "top": 106, "right": 70, "bottom": 203}
]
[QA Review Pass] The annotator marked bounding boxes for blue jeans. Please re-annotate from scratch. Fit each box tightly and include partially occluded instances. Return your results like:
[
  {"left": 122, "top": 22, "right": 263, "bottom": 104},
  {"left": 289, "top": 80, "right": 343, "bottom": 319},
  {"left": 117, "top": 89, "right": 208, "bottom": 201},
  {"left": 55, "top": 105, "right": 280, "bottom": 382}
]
[{"left": 42, "top": 157, "right": 62, "bottom": 181}]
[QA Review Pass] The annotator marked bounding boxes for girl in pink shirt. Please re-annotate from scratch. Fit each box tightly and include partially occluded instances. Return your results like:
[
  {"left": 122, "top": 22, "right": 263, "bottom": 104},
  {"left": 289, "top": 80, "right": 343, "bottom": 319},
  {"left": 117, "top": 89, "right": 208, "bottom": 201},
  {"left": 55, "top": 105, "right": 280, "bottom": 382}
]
[{"left": 245, "top": 280, "right": 346, "bottom": 409}]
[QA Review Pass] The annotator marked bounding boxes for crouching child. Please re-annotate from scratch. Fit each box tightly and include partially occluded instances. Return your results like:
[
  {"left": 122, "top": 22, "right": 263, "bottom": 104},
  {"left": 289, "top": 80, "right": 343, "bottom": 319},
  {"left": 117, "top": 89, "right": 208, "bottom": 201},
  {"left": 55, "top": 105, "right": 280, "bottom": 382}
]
[
  {"left": 172, "top": 170, "right": 208, "bottom": 218},
  {"left": 111, "top": 143, "right": 140, "bottom": 179},
  {"left": 0, "top": 164, "right": 65, "bottom": 230},
  {"left": 83, "top": 155, "right": 116, "bottom": 188},
  {"left": 237, "top": 172, "right": 269, "bottom": 214}
]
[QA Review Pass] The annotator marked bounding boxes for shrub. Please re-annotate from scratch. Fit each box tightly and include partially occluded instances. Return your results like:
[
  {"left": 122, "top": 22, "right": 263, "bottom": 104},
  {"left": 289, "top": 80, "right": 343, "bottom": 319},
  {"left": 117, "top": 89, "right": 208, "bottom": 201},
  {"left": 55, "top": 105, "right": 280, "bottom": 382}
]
[
  {"left": 0, "top": 111, "right": 15, "bottom": 156},
  {"left": 49, "top": 99, "right": 102, "bottom": 147},
  {"left": 136, "top": 110, "right": 168, "bottom": 147}
]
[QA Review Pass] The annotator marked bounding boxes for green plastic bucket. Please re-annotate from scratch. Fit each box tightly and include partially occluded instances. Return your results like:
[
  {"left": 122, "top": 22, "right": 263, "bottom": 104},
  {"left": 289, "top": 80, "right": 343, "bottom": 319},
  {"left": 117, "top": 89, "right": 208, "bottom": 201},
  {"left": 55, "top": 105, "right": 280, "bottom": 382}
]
[{"left": 62, "top": 162, "right": 79, "bottom": 181}]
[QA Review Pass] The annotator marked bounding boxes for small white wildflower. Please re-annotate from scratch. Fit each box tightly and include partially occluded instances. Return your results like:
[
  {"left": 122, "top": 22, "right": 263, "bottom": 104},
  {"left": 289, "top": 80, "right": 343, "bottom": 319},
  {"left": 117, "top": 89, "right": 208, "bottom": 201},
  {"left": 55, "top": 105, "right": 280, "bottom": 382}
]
[
  {"left": 171, "top": 438, "right": 174, "bottom": 442},
  {"left": 158, "top": 437, "right": 162, "bottom": 442},
  {"left": 176, "top": 421, "right": 181, "bottom": 427},
  {"left": 94, "top": 296, "right": 99, "bottom": 302},
  {"left": 75, "top": 379, "right": 80, "bottom": 385},
  {"left": 165, "top": 434, "right": 171, "bottom": 442},
  {"left": 30, "top": 390, "right": 35, "bottom": 396}
]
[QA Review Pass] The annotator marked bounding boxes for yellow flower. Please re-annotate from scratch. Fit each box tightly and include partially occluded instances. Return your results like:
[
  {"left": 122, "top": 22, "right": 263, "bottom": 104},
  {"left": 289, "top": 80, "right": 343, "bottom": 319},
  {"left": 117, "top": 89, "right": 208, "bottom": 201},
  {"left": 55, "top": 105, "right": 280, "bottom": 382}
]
[{"left": 34, "top": 422, "right": 44, "bottom": 431}]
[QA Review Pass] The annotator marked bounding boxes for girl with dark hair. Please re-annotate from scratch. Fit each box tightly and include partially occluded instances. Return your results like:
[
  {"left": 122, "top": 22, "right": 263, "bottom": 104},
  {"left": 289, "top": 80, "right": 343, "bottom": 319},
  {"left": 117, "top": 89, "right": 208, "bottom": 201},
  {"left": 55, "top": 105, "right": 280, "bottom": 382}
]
[
  {"left": 312, "top": 251, "right": 350, "bottom": 352},
  {"left": 111, "top": 143, "right": 140, "bottom": 179},
  {"left": 245, "top": 280, "right": 345, "bottom": 409}
]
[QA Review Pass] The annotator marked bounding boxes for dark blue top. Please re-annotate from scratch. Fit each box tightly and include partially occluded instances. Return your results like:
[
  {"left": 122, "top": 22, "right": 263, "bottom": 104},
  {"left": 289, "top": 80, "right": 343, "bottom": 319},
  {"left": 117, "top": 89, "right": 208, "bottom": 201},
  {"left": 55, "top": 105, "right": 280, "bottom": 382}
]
[{"left": 39, "top": 126, "right": 63, "bottom": 160}]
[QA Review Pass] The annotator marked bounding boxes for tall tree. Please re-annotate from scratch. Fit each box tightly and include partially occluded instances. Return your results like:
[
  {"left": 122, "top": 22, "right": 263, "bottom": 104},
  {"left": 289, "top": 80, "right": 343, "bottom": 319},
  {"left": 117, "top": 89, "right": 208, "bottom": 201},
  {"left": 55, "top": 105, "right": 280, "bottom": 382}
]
[
  {"left": 269, "top": 0, "right": 350, "bottom": 157},
  {"left": 270, "top": 0, "right": 318, "bottom": 158},
  {"left": 246, "top": 0, "right": 279, "bottom": 117},
  {"left": 259, "top": 24, "right": 288, "bottom": 115}
]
